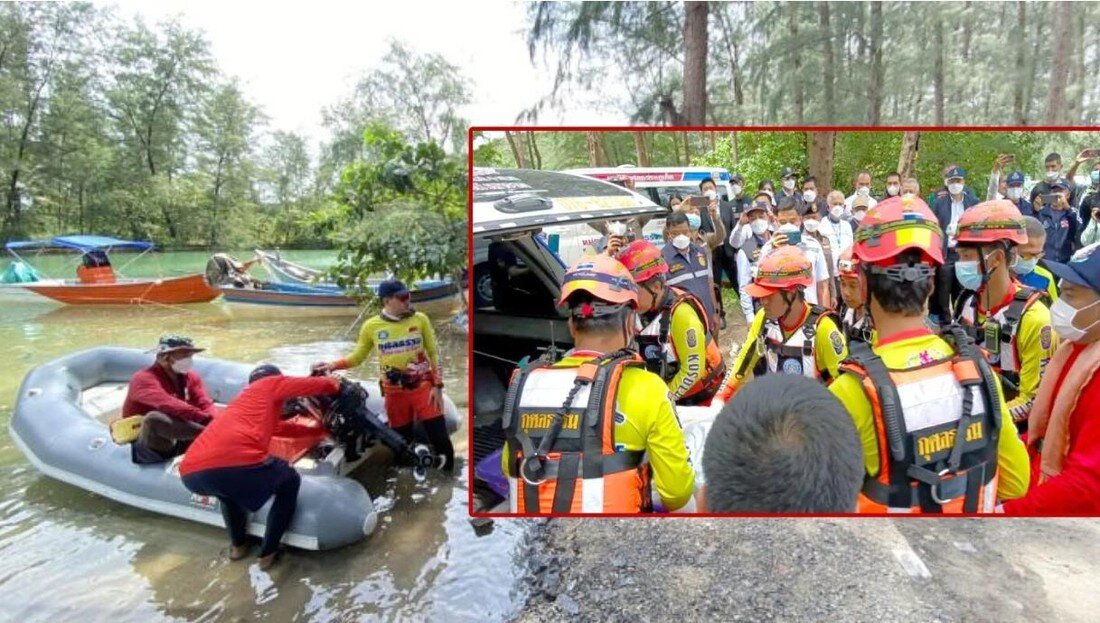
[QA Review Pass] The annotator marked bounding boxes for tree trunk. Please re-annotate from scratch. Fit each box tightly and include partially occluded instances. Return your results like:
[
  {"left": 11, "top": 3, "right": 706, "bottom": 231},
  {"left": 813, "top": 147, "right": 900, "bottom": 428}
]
[
  {"left": 682, "top": 131, "right": 692, "bottom": 164},
  {"left": 933, "top": 16, "right": 945, "bottom": 125},
  {"left": 1023, "top": 12, "right": 1045, "bottom": 124},
  {"left": 586, "top": 132, "right": 609, "bottom": 167},
  {"left": 505, "top": 131, "right": 528, "bottom": 168},
  {"left": 682, "top": 1, "right": 709, "bottom": 126},
  {"left": 528, "top": 131, "right": 543, "bottom": 169},
  {"left": 730, "top": 131, "right": 738, "bottom": 166},
  {"left": 807, "top": 132, "right": 836, "bottom": 195},
  {"left": 1013, "top": 2, "right": 1026, "bottom": 124},
  {"left": 897, "top": 131, "right": 921, "bottom": 178},
  {"left": 819, "top": 2, "right": 835, "bottom": 123},
  {"left": 868, "top": 1, "right": 884, "bottom": 125},
  {"left": 633, "top": 131, "right": 651, "bottom": 166},
  {"left": 1046, "top": 1, "right": 1072, "bottom": 124},
  {"left": 788, "top": 9, "right": 804, "bottom": 125}
]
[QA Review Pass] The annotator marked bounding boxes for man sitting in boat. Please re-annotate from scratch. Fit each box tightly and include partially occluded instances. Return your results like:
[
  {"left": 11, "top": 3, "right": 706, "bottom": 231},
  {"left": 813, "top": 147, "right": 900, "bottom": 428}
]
[
  {"left": 77, "top": 249, "right": 116, "bottom": 284},
  {"left": 121, "top": 336, "right": 217, "bottom": 464}
]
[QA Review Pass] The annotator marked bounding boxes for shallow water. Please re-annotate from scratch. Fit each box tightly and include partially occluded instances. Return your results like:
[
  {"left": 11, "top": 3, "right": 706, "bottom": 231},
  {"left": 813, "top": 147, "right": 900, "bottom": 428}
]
[{"left": 0, "top": 252, "right": 529, "bottom": 622}]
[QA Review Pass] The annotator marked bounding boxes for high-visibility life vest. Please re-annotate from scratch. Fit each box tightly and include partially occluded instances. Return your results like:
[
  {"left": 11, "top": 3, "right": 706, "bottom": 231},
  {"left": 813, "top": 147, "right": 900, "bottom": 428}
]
[
  {"left": 636, "top": 287, "right": 726, "bottom": 403},
  {"left": 502, "top": 350, "right": 651, "bottom": 514},
  {"left": 957, "top": 285, "right": 1043, "bottom": 397},
  {"left": 839, "top": 327, "right": 1004, "bottom": 514},
  {"left": 755, "top": 306, "right": 837, "bottom": 381}
]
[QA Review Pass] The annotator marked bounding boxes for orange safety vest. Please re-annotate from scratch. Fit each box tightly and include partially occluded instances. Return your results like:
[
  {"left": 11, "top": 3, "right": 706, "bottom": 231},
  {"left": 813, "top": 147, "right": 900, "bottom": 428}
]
[
  {"left": 839, "top": 327, "right": 1004, "bottom": 514},
  {"left": 637, "top": 287, "right": 726, "bottom": 403},
  {"left": 503, "top": 350, "right": 651, "bottom": 514},
  {"left": 77, "top": 265, "right": 116, "bottom": 284}
]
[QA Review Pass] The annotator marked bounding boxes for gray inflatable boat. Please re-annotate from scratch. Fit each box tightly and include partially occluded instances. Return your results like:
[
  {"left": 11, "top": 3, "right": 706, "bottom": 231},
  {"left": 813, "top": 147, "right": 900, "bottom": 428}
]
[{"left": 9, "top": 347, "right": 461, "bottom": 551}]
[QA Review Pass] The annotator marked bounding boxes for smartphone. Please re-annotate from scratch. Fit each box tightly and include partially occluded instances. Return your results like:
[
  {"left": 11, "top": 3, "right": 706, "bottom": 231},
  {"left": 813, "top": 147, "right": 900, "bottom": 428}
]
[
  {"left": 689, "top": 195, "right": 709, "bottom": 208},
  {"left": 607, "top": 221, "right": 628, "bottom": 237},
  {"left": 1042, "top": 193, "right": 1061, "bottom": 204},
  {"left": 785, "top": 230, "right": 802, "bottom": 246},
  {"left": 1081, "top": 148, "right": 1100, "bottom": 159}
]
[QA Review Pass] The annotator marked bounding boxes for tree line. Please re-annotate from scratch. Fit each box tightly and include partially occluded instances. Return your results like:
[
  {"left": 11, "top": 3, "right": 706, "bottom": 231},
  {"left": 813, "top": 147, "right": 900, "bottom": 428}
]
[{"left": 524, "top": 1, "right": 1100, "bottom": 127}]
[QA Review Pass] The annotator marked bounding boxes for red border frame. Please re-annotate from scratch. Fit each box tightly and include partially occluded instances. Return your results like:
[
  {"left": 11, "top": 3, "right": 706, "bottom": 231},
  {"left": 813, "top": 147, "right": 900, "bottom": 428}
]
[{"left": 466, "top": 124, "right": 1100, "bottom": 520}]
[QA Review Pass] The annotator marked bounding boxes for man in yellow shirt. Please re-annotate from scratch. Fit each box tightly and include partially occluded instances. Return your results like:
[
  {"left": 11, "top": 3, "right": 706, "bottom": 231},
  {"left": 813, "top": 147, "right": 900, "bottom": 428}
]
[
  {"left": 615, "top": 240, "right": 725, "bottom": 405},
  {"left": 828, "top": 196, "right": 1029, "bottom": 513},
  {"left": 501, "top": 254, "right": 695, "bottom": 514},
  {"left": 314, "top": 279, "right": 453, "bottom": 470},
  {"left": 726, "top": 246, "right": 848, "bottom": 397},
  {"left": 952, "top": 200, "right": 1059, "bottom": 432}
]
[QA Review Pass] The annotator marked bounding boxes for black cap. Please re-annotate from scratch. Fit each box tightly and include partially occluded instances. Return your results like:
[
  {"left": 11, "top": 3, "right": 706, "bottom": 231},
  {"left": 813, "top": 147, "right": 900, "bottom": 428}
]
[
  {"left": 249, "top": 364, "right": 282, "bottom": 384},
  {"left": 730, "top": 173, "right": 743, "bottom": 183},
  {"left": 377, "top": 279, "right": 409, "bottom": 299},
  {"left": 152, "top": 335, "right": 204, "bottom": 356},
  {"left": 1051, "top": 177, "right": 1070, "bottom": 191},
  {"left": 779, "top": 167, "right": 796, "bottom": 180}
]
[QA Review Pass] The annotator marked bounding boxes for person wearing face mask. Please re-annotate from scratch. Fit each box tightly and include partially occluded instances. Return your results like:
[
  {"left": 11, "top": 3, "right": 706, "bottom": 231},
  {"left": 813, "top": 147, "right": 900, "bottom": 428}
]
[
  {"left": 758, "top": 199, "right": 833, "bottom": 308},
  {"left": 800, "top": 204, "right": 838, "bottom": 306},
  {"left": 930, "top": 165, "right": 980, "bottom": 323},
  {"left": 799, "top": 175, "right": 829, "bottom": 218},
  {"left": 928, "top": 163, "right": 979, "bottom": 206},
  {"left": 824, "top": 191, "right": 856, "bottom": 265},
  {"left": 758, "top": 179, "right": 776, "bottom": 205},
  {"left": 700, "top": 177, "right": 737, "bottom": 331},
  {"left": 999, "top": 171, "right": 1031, "bottom": 214},
  {"left": 733, "top": 198, "right": 774, "bottom": 325},
  {"left": 844, "top": 170, "right": 878, "bottom": 213},
  {"left": 882, "top": 172, "right": 902, "bottom": 200},
  {"left": 1000, "top": 242, "right": 1100, "bottom": 515},
  {"left": 777, "top": 167, "right": 800, "bottom": 203},
  {"left": 837, "top": 247, "right": 873, "bottom": 345},
  {"left": 1016, "top": 216, "right": 1060, "bottom": 304},
  {"left": 985, "top": 154, "right": 1016, "bottom": 201},
  {"left": 121, "top": 335, "right": 217, "bottom": 465},
  {"left": 1076, "top": 161, "right": 1100, "bottom": 232},
  {"left": 501, "top": 254, "right": 696, "bottom": 514},
  {"left": 1029, "top": 152, "right": 1076, "bottom": 205},
  {"left": 829, "top": 197, "right": 1030, "bottom": 513},
  {"left": 728, "top": 172, "right": 751, "bottom": 213},
  {"left": 953, "top": 201, "right": 1058, "bottom": 432},
  {"left": 901, "top": 177, "right": 921, "bottom": 198},
  {"left": 1081, "top": 193, "right": 1100, "bottom": 247},
  {"left": 662, "top": 211, "right": 720, "bottom": 330},
  {"left": 617, "top": 241, "right": 725, "bottom": 405},
  {"left": 724, "top": 247, "right": 848, "bottom": 398},
  {"left": 1033, "top": 178, "right": 1083, "bottom": 264}
]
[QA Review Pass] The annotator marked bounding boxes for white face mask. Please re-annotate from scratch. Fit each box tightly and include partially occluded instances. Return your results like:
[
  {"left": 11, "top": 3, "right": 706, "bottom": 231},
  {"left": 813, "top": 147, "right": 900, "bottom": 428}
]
[
  {"left": 1046, "top": 169, "right": 1061, "bottom": 182},
  {"left": 672, "top": 234, "right": 691, "bottom": 250},
  {"left": 856, "top": 186, "right": 870, "bottom": 198},
  {"left": 886, "top": 184, "right": 900, "bottom": 196},
  {"left": 1050, "top": 297, "right": 1100, "bottom": 342},
  {"left": 803, "top": 218, "right": 820, "bottom": 233},
  {"left": 732, "top": 184, "right": 742, "bottom": 196},
  {"left": 750, "top": 219, "right": 770, "bottom": 236},
  {"left": 1007, "top": 187, "right": 1024, "bottom": 201},
  {"left": 171, "top": 356, "right": 194, "bottom": 374},
  {"left": 803, "top": 190, "right": 817, "bottom": 203},
  {"left": 830, "top": 205, "right": 845, "bottom": 219},
  {"left": 704, "top": 189, "right": 717, "bottom": 200},
  {"left": 853, "top": 210, "right": 867, "bottom": 222},
  {"left": 947, "top": 182, "right": 964, "bottom": 196},
  {"left": 783, "top": 179, "right": 796, "bottom": 191}
]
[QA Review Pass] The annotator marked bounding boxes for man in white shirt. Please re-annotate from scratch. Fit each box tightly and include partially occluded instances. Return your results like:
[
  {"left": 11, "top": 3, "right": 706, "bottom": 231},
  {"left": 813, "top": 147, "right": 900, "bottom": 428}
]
[
  {"left": 734, "top": 198, "right": 774, "bottom": 325},
  {"left": 822, "top": 190, "right": 854, "bottom": 272},
  {"left": 757, "top": 199, "right": 832, "bottom": 308},
  {"left": 843, "top": 170, "right": 878, "bottom": 213}
]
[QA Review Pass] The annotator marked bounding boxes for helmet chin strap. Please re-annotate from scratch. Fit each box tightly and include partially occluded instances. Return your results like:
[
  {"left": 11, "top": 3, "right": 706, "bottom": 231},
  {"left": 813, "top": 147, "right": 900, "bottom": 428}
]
[{"left": 779, "top": 290, "right": 798, "bottom": 324}]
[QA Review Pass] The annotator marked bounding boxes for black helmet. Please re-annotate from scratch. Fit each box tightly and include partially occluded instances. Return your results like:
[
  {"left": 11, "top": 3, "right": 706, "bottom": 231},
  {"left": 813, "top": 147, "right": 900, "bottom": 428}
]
[{"left": 249, "top": 364, "right": 282, "bottom": 384}]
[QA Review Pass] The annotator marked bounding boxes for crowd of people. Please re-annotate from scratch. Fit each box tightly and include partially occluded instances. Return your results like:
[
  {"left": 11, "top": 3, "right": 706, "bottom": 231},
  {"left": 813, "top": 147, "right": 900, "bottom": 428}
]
[
  {"left": 499, "top": 152, "right": 1100, "bottom": 516},
  {"left": 112, "top": 279, "right": 453, "bottom": 568}
]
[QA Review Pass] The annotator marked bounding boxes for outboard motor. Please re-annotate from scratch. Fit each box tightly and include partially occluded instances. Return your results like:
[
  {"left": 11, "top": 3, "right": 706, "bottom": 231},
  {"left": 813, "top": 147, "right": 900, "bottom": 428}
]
[
  {"left": 322, "top": 378, "right": 443, "bottom": 479},
  {"left": 205, "top": 253, "right": 255, "bottom": 287}
]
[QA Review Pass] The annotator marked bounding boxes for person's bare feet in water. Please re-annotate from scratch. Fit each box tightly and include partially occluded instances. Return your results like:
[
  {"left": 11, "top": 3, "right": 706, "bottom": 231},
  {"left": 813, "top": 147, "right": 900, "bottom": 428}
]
[
  {"left": 258, "top": 550, "right": 282, "bottom": 571},
  {"left": 228, "top": 544, "right": 251, "bottom": 561}
]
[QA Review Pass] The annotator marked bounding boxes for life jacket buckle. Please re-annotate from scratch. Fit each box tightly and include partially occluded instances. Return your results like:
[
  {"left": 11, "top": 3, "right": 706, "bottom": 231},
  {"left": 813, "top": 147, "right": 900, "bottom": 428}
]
[
  {"left": 519, "top": 454, "right": 548, "bottom": 486},
  {"left": 930, "top": 468, "right": 967, "bottom": 506}
]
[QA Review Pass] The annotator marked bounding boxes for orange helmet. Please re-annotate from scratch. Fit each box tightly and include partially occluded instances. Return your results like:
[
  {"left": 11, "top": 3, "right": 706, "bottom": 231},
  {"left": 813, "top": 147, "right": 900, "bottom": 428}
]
[
  {"left": 838, "top": 246, "right": 860, "bottom": 278},
  {"left": 743, "top": 246, "right": 813, "bottom": 299},
  {"left": 955, "top": 200, "right": 1028, "bottom": 246},
  {"left": 616, "top": 240, "right": 668, "bottom": 283},
  {"left": 558, "top": 254, "right": 638, "bottom": 312},
  {"left": 853, "top": 195, "right": 945, "bottom": 266}
]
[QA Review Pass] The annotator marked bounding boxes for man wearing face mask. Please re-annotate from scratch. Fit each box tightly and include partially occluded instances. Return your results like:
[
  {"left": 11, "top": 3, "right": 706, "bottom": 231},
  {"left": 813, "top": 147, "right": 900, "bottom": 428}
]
[
  {"left": 1017, "top": 216, "right": 1060, "bottom": 304},
  {"left": 699, "top": 177, "right": 736, "bottom": 330},
  {"left": 663, "top": 212, "right": 719, "bottom": 330},
  {"left": 800, "top": 203, "right": 838, "bottom": 306},
  {"left": 953, "top": 201, "right": 1058, "bottom": 432},
  {"left": 901, "top": 178, "right": 921, "bottom": 198},
  {"left": 986, "top": 154, "right": 1016, "bottom": 201},
  {"left": 1029, "top": 152, "right": 1076, "bottom": 205},
  {"left": 733, "top": 198, "right": 774, "bottom": 325},
  {"left": 930, "top": 166, "right": 980, "bottom": 323},
  {"left": 999, "top": 171, "right": 1030, "bottom": 214},
  {"left": 501, "top": 254, "right": 696, "bottom": 514},
  {"left": 844, "top": 170, "right": 878, "bottom": 213},
  {"left": 1033, "top": 178, "right": 1083, "bottom": 264},
  {"left": 122, "top": 335, "right": 217, "bottom": 464},
  {"left": 837, "top": 247, "right": 873, "bottom": 345},
  {"left": 758, "top": 199, "right": 833, "bottom": 309},
  {"left": 824, "top": 191, "right": 856, "bottom": 265},
  {"left": 1076, "top": 162, "right": 1100, "bottom": 234},
  {"left": 799, "top": 175, "right": 829, "bottom": 218},
  {"left": 1000, "top": 243, "right": 1100, "bottom": 515},
  {"left": 882, "top": 172, "right": 902, "bottom": 200},
  {"left": 777, "top": 167, "right": 800, "bottom": 204},
  {"left": 928, "top": 164, "right": 979, "bottom": 206}
]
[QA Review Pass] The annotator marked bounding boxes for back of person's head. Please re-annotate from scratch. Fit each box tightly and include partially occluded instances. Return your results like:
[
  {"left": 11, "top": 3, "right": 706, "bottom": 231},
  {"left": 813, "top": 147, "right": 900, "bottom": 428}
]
[
  {"left": 703, "top": 374, "right": 863, "bottom": 513},
  {"left": 866, "top": 248, "right": 933, "bottom": 316},
  {"left": 665, "top": 211, "right": 689, "bottom": 228},
  {"left": 249, "top": 364, "right": 282, "bottom": 384},
  {"left": 776, "top": 197, "right": 801, "bottom": 216},
  {"left": 1023, "top": 215, "right": 1046, "bottom": 242}
]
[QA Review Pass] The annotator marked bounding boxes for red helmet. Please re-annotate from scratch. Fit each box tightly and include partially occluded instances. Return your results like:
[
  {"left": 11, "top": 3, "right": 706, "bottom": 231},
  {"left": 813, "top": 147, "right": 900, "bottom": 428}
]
[
  {"left": 558, "top": 254, "right": 639, "bottom": 310},
  {"left": 616, "top": 240, "right": 668, "bottom": 283},
  {"left": 838, "top": 246, "right": 860, "bottom": 278},
  {"left": 743, "top": 246, "right": 813, "bottom": 299},
  {"left": 955, "top": 200, "right": 1028, "bottom": 246},
  {"left": 853, "top": 195, "right": 945, "bottom": 266}
]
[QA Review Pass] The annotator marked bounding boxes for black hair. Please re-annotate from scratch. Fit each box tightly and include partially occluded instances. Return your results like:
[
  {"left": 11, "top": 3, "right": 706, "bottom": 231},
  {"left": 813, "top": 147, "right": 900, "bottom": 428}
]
[
  {"left": 249, "top": 364, "right": 282, "bottom": 384},
  {"left": 856, "top": 169, "right": 872, "bottom": 181},
  {"left": 665, "top": 211, "right": 690, "bottom": 227},
  {"left": 699, "top": 177, "right": 716, "bottom": 191},
  {"left": 759, "top": 178, "right": 774, "bottom": 190},
  {"left": 865, "top": 249, "right": 934, "bottom": 316},
  {"left": 1045, "top": 152, "right": 1062, "bottom": 164},
  {"left": 668, "top": 193, "right": 684, "bottom": 208},
  {"left": 703, "top": 374, "right": 863, "bottom": 513},
  {"left": 886, "top": 172, "right": 902, "bottom": 181},
  {"left": 565, "top": 292, "right": 633, "bottom": 334},
  {"left": 776, "top": 197, "right": 801, "bottom": 214},
  {"left": 802, "top": 175, "right": 817, "bottom": 186}
]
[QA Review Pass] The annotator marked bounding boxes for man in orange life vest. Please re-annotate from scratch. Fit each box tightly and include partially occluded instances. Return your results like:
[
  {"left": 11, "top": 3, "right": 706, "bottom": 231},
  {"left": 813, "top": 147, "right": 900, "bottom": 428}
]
[
  {"left": 1000, "top": 242, "right": 1100, "bottom": 514},
  {"left": 615, "top": 240, "right": 726, "bottom": 405},
  {"left": 501, "top": 254, "right": 696, "bottom": 514},
  {"left": 828, "top": 195, "right": 1030, "bottom": 513}
]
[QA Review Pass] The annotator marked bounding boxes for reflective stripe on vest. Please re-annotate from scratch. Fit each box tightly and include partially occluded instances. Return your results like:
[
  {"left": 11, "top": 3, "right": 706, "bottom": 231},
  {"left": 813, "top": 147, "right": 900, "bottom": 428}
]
[
  {"left": 959, "top": 287, "right": 1041, "bottom": 374},
  {"left": 761, "top": 313, "right": 824, "bottom": 379}
]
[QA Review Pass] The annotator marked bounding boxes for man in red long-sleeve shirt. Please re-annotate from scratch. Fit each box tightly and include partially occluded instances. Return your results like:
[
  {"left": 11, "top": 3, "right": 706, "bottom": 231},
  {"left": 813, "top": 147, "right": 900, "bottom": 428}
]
[
  {"left": 1002, "top": 243, "right": 1100, "bottom": 515},
  {"left": 122, "top": 336, "right": 218, "bottom": 464},
  {"left": 181, "top": 364, "right": 340, "bottom": 569}
]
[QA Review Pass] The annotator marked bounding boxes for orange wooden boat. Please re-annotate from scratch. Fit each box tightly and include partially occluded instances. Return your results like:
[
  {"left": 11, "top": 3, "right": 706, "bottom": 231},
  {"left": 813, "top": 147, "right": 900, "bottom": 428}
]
[{"left": 5, "top": 235, "right": 219, "bottom": 305}]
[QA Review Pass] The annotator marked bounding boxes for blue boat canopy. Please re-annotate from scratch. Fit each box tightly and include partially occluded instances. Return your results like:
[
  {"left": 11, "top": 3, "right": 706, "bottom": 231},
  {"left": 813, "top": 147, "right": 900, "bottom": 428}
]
[{"left": 5, "top": 235, "right": 155, "bottom": 253}]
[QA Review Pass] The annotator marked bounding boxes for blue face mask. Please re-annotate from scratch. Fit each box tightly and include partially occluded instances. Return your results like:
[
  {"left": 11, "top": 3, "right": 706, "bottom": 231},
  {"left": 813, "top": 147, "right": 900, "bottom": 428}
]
[
  {"left": 687, "top": 213, "right": 702, "bottom": 230},
  {"left": 1011, "top": 256, "right": 1037, "bottom": 276},
  {"left": 954, "top": 260, "right": 984, "bottom": 291}
]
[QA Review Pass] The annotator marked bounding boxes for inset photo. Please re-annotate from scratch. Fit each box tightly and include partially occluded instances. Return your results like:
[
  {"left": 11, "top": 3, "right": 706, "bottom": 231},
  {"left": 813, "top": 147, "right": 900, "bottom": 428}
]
[{"left": 470, "top": 128, "right": 1100, "bottom": 517}]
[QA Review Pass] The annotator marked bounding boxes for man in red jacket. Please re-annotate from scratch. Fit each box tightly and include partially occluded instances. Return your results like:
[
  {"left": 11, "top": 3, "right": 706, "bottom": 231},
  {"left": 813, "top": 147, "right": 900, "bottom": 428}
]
[
  {"left": 1001, "top": 243, "right": 1100, "bottom": 515},
  {"left": 122, "top": 336, "right": 218, "bottom": 464},
  {"left": 181, "top": 364, "right": 340, "bottom": 569}
]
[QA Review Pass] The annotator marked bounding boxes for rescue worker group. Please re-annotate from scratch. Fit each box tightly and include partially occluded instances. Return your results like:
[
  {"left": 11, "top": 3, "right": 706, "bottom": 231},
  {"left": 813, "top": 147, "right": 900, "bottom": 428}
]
[{"left": 498, "top": 168, "right": 1100, "bottom": 517}]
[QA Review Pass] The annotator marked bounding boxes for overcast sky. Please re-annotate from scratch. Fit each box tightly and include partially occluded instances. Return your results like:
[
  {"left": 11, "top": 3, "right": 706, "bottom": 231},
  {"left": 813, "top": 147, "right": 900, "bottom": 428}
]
[{"left": 107, "top": 0, "right": 626, "bottom": 148}]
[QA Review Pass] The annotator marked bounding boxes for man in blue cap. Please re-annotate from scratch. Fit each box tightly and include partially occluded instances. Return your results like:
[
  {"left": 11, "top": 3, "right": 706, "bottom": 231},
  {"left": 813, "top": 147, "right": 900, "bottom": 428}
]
[
  {"left": 1000, "top": 242, "right": 1100, "bottom": 514},
  {"left": 313, "top": 279, "right": 455, "bottom": 471},
  {"left": 930, "top": 165, "right": 980, "bottom": 322},
  {"left": 1034, "top": 178, "right": 1083, "bottom": 264}
]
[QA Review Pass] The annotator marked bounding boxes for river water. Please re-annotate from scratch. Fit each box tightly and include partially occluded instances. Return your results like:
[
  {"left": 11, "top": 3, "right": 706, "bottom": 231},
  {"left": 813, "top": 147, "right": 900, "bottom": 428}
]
[{"left": 0, "top": 251, "right": 530, "bottom": 621}]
